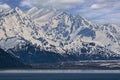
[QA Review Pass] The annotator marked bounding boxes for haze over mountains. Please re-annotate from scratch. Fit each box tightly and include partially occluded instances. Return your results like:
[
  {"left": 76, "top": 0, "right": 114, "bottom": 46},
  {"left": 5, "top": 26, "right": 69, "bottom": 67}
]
[{"left": 0, "top": 7, "right": 120, "bottom": 67}]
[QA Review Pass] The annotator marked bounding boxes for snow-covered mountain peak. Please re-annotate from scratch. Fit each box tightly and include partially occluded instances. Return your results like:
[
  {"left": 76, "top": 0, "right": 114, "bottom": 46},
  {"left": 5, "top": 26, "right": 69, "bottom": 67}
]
[
  {"left": 0, "top": 7, "right": 26, "bottom": 19},
  {"left": 27, "top": 7, "right": 39, "bottom": 15},
  {"left": 27, "top": 7, "right": 59, "bottom": 26},
  {"left": 15, "top": 7, "right": 24, "bottom": 15},
  {"left": 0, "top": 9, "right": 3, "bottom": 13},
  {"left": 0, "top": 7, "right": 120, "bottom": 59},
  {"left": 41, "top": 11, "right": 98, "bottom": 44},
  {"left": 0, "top": 7, "right": 40, "bottom": 50},
  {"left": 103, "top": 24, "right": 120, "bottom": 32},
  {"left": 15, "top": 7, "right": 21, "bottom": 12},
  {"left": 38, "top": 10, "right": 120, "bottom": 53}
]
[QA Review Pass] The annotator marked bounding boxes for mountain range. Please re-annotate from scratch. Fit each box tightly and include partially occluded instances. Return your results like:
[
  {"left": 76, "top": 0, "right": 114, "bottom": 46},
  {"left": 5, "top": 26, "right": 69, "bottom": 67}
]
[{"left": 0, "top": 7, "right": 120, "bottom": 68}]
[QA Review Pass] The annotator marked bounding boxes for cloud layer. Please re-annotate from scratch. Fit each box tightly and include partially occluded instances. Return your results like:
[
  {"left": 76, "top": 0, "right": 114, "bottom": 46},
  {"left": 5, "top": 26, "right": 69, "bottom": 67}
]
[
  {"left": 20, "top": 0, "right": 85, "bottom": 9},
  {"left": 0, "top": 3, "right": 10, "bottom": 9},
  {"left": 69, "top": 0, "right": 120, "bottom": 25}
]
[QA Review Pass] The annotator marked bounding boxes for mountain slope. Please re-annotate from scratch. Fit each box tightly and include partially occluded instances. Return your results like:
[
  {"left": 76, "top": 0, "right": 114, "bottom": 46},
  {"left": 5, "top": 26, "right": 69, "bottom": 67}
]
[
  {"left": 7, "top": 42, "right": 120, "bottom": 64},
  {"left": 39, "top": 12, "right": 120, "bottom": 53},
  {"left": 0, "top": 7, "right": 46, "bottom": 50},
  {"left": 0, "top": 48, "right": 30, "bottom": 69},
  {"left": 0, "top": 7, "right": 120, "bottom": 64}
]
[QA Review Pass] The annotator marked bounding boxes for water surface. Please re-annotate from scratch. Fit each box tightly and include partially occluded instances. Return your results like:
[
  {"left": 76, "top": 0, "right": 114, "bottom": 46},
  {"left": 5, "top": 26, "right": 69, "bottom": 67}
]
[{"left": 0, "top": 70, "right": 120, "bottom": 80}]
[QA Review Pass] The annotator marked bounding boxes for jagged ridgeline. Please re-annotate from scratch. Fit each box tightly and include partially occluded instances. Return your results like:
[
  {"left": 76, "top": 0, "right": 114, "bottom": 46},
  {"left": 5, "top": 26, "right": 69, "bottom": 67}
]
[{"left": 0, "top": 7, "right": 120, "bottom": 68}]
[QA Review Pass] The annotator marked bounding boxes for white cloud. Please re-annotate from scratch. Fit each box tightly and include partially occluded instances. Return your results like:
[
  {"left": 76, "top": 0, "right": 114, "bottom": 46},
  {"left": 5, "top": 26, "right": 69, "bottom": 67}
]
[
  {"left": 91, "top": 4, "right": 107, "bottom": 9},
  {"left": 19, "top": 0, "right": 120, "bottom": 25},
  {"left": 0, "top": 3, "right": 11, "bottom": 9},
  {"left": 71, "top": 0, "right": 120, "bottom": 25},
  {"left": 20, "top": 1, "right": 32, "bottom": 7},
  {"left": 20, "top": 0, "right": 85, "bottom": 9},
  {"left": 90, "top": 0, "right": 120, "bottom": 10}
]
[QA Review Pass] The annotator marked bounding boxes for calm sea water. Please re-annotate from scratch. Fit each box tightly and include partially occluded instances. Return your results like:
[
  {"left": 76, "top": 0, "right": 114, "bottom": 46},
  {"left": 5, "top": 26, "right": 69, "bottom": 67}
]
[{"left": 0, "top": 70, "right": 120, "bottom": 80}]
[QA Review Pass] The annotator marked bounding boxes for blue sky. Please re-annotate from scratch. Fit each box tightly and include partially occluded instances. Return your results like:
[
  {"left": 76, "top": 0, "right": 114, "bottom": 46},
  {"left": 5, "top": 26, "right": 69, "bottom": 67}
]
[{"left": 0, "top": 0, "right": 120, "bottom": 25}]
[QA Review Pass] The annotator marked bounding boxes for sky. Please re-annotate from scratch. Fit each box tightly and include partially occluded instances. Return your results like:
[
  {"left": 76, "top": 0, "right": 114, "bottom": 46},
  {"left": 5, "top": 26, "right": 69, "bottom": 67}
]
[{"left": 0, "top": 0, "right": 120, "bottom": 25}]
